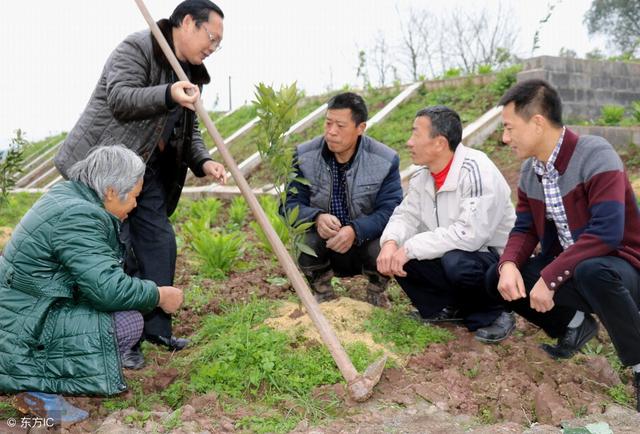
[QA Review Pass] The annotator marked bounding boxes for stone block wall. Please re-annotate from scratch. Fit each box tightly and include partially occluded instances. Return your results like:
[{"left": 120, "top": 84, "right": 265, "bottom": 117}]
[{"left": 518, "top": 56, "right": 640, "bottom": 121}]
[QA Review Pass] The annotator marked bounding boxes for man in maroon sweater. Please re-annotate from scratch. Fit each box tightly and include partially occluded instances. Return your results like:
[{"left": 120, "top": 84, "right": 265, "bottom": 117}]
[{"left": 486, "top": 79, "right": 640, "bottom": 410}]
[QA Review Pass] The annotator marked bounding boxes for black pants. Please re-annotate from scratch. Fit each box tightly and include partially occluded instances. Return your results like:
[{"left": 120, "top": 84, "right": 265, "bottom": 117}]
[
  {"left": 486, "top": 255, "right": 640, "bottom": 366},
  {"left": 121, "top": 163, "right": 177, "bottom": 338},
  {"left": 395, "top": 250, "right": 503, "bottom": 331},
  {"left": 298, "top": 230, "right": 382, "bottom": 281}
]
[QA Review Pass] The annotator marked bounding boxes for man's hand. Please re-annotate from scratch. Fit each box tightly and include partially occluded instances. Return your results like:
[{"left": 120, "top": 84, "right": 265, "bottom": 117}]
[
  {"left": 376, "top": 241, "right": 399, "bottom": 276},
  {"left": 389, "top": 246, "right": 408, "bottom": 277},
  {"left": 530, "top": 278, "right": 555, "bottom": 312},
  {"left": 157, "top": 285, "right": 184, "bottom": 314},
  {"left": 497, "top": 261, "right": 526, "bottom": 301},
  {"left": 326, "top": 225, "right": 356, "bottom": 253},
  {"left": 203, "top": 160, "right": 227, "bottom": 184},
  {"left": 171, "top": 80, "right": 200, "bottom": 111},
  {"left": 315, "top": 213, "right": 341, "bottom": 239}
]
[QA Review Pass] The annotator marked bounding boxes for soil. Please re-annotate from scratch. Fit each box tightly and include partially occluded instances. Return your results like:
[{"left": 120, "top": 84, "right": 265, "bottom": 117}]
[{"left": 2, "top": 153, "right": 640, "bottom": 433}]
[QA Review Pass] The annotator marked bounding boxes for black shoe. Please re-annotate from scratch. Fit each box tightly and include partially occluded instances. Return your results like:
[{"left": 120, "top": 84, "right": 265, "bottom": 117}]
[
  {"left": 121, "top": 347, "right": 145, "bottom": 370},
  {"left": 541, "top": 314, "right": 598, "bottom": 359},
  {"left": 634, "top": 372, "right": 640, "bottom": 412},
  {"left": 475, "top": 312, "right": 516, "bottom": 344},
  {"left": 412, "top": 306, "right": 463, "bottom": 324},
  {"left": 146, "top": 335, "right": 189, "bottom": 351}
]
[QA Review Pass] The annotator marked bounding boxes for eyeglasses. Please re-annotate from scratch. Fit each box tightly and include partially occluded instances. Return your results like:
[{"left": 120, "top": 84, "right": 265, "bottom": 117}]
[{"left": 201, "top": 23, "right": 222, "bottom": 52}]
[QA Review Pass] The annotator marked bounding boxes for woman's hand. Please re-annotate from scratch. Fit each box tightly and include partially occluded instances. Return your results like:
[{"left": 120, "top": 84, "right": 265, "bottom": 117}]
[{"left": 157, "top": 286, "right": 184, "bottom": 314}]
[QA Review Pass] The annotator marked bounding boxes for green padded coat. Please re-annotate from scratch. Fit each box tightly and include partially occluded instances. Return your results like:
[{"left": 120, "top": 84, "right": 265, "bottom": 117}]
[{"left": 0, "top": 181, "right": 159, "bottom": 395}]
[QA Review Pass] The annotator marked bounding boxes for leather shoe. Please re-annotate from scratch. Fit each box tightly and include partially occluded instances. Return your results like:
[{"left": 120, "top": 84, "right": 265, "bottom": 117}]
[
  {"left": 411, "top": 306, "right": 463, "bottom": 324},
  {"left": 146, "top": 334, "right": 189, "bottom": 351},
  {"left": 475, "top": 311, "right": 516, "bottom": 343},
  {"left": 634, "top": 372, "right": 640, "bottom": 412},
  {"left": 121, "top": 347, "right": 145, "bottom": 370},
  {"left": 541, "top": 314, "right": 598, "bottom": 359}
]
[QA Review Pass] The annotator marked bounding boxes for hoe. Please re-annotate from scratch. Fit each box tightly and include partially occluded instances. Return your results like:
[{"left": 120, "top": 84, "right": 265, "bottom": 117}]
[{"left": 134, "top": 0, "right": 386, "bottom": 402}]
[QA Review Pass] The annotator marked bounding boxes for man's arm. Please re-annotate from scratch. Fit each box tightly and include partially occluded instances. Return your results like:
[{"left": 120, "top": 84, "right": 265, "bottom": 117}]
[
  {"left": 350, "top": 154, "right": 403, "bottom": 245},
  {"left": 104, "top": 36, "right": 171, "bottom": 120},
  {"left": 282, "top": 150, "right": 324, "bottom": 224}
]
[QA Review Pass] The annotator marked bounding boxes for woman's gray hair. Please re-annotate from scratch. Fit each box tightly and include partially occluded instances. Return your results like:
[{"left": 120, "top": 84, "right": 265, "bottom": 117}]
[{"left": 67, "top": 145, "right": 145, "bottom": 201}]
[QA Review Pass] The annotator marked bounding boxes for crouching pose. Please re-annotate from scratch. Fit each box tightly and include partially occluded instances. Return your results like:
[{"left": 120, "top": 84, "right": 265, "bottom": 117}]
[
  {"left": 284, "top": 92, "right": 403, "bottom": 306},
  {"left": 487, "top": 79, "right": 640, "bottom": 411},
  {"left": 0, "top": 146, "right": 183, "bottom": 424},
  {"left": 378, "top": 106, "right": 517, "bottom": 341}
]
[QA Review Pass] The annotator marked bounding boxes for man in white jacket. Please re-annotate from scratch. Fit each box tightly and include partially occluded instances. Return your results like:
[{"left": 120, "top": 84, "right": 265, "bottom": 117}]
[{"left": 377, "top": 106, "right": 517, "bottom": 342}]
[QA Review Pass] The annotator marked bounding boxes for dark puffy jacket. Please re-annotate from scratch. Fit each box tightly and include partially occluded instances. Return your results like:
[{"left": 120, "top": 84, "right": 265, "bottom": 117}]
[
  {"left": 54, "top": 19, "right": 212, "bottom": 215},
  {"left": 0, "top": 181, "right": 159, "bottom": 395},
  {"left": 285, "top": 135, "right": 403, "bottom": 245}
]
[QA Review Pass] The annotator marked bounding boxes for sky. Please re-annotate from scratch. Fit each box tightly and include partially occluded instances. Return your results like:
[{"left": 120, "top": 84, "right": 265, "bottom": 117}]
[{"left": 0, "top": 0, "right": 606, "bottom": 148}]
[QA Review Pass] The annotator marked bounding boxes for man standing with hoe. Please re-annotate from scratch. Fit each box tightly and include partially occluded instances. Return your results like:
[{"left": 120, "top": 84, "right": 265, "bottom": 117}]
[{"left": 55, "top": 0, "right": 227, "bottom": 368}]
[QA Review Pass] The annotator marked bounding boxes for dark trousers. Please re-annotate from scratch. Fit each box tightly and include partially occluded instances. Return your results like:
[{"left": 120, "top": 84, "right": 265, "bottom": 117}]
[
  {"left": 298, "top": 230, "right": 382, "bottom": 282},
  {"left": 121, "top": 164, "right": 177, "bottom": 338},
  {"left": 486, "top": 255, "right": 640, "bottom": 366},
  {"left": 395, "top": 250, "right": 503, "bottom": 331}
]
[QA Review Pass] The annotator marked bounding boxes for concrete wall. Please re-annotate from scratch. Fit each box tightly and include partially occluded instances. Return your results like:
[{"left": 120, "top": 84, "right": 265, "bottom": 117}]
[
  {"left": 518, "top": 56, "right": 640, "bottom": 121},
  {"left": 567, "top": 125, "right": 640, "bottom": 149}
]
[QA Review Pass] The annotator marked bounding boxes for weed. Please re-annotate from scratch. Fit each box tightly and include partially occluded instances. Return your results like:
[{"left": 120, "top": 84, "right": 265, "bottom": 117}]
[
  {"left": 607, "top": 383, "right": 633, "bottom": 406},
  {"left": 163, "top": 408, "right": 183, "bottom": 431},
  {"left": 123, "top": 410, "right": 152, "bottom": 427},
  {"left": 162, "top": 380, "right": 190, "bottom": 408},
  {"left": 364, "top": 305, "right": 454, "bottom": 354},
  {"left": 191, "top": 229, "right": 245, "bottom": 279},
  {"left": 464, "top": 366, "right": 480, "bottom": 378},
  {"left": 0, "top": 400, "right": 20, "bottom": 419},
  {"left": 600, "top": 105, "right": 626, "bottom": 125},
  {"left": 478, "top": 406, "right": 497, "bottom": 424},
  {"left": 184, "top": 282, "right": 215, "bottom": 315}
]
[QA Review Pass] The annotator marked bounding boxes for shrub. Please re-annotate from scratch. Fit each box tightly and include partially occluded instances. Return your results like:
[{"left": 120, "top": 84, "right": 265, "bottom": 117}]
[
  {"left": 631, "top": 101, "right": 640, "bottom": 123},
  {"left": 0, "top": 130, "right": 26, "bottom": 207},
  {"left": 600, "top": 105, "right": 626, "bottom": 125}
]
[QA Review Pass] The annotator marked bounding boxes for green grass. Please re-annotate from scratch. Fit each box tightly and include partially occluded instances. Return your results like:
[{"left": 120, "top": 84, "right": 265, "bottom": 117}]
[
  {"left": 20, "top": 132, "right": 67, "bottom": 164},
  {"left": 364, "top": 306, "right": 454, "bottom": 354},
  {"left": 159, "top": 298, "right": 384, "bottom": 433},
  {"left": 0, "top": 192, "right": 41, "bottom": 227}
]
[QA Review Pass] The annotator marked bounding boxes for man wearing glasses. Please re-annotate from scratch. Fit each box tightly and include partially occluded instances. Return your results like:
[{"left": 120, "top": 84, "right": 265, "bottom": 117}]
[{"left": 55, "top": 0, "right": 226, "bottom": 368}]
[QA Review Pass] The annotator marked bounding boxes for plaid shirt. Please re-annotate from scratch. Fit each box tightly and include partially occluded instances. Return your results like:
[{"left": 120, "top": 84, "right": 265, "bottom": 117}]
[
  {"left": 329, "top": 156, "right": 352, "bottom": 226},
  {"left": 533, "top": 127, "right": 573, "bottom": 250}
]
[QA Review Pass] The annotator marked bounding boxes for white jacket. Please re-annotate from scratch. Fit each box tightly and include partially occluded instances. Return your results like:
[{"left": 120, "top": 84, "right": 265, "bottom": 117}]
[{"left": 380, "top": 144, "right": 516, "bottom": 260}]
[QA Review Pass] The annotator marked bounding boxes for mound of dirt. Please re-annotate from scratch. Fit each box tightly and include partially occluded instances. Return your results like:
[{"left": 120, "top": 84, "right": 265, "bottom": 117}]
[{"left": 264, "top": 298, "right": 405, "bottom": 364}]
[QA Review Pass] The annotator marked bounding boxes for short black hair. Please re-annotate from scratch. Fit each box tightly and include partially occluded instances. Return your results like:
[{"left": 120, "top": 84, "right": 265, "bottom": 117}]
[
  {"left": 327, "top": 92, "right": 368, "bottom": 125},
  {"left": 415, "top": 106, "right": 462, "bottom": 151},
  {"left": 499, "top": 79, "right": 563, "bottom": 127},
  {"left": 169, "top": 0, "right": 224, "bottom": 27}
]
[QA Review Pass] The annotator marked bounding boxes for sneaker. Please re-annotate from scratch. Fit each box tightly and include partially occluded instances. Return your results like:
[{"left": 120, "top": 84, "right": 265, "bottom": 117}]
[
  {"left": 14, "top": 392, "right": 89, "bottom": 425},
  {"left": 475, "top": 311, "right": 516, "bottom": 343},
  {"left": 541, "top": 314, "right": 598, "bottom": 359}
]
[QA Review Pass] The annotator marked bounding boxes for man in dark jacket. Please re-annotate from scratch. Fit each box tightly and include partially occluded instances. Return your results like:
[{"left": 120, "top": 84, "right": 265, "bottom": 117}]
[
  {"left": 54, "top": 0, "right": 226, "bottom": 356},
  {"left": 284, "top": 92, "right": 403, "bottom": 306}
]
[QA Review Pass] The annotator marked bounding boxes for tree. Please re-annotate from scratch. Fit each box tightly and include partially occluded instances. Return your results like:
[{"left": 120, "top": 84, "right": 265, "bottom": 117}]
[
  {"left": 0, "top": 129, "right": 26, "bottom": 207},
  {"left": 397, "top": 7, "right": 433, "bottom": 81},
  {"left": 584, "top": 0, "right": 640, "bottom": 56},
  {"left": 355, "top": 50, "right": 370, "bottom": 89},
  {"left": 371, "top": 32, "right": 391, "bottom": 87},
  {"left": 445, "top": 4, "right": 517, "bottom": 74}
]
